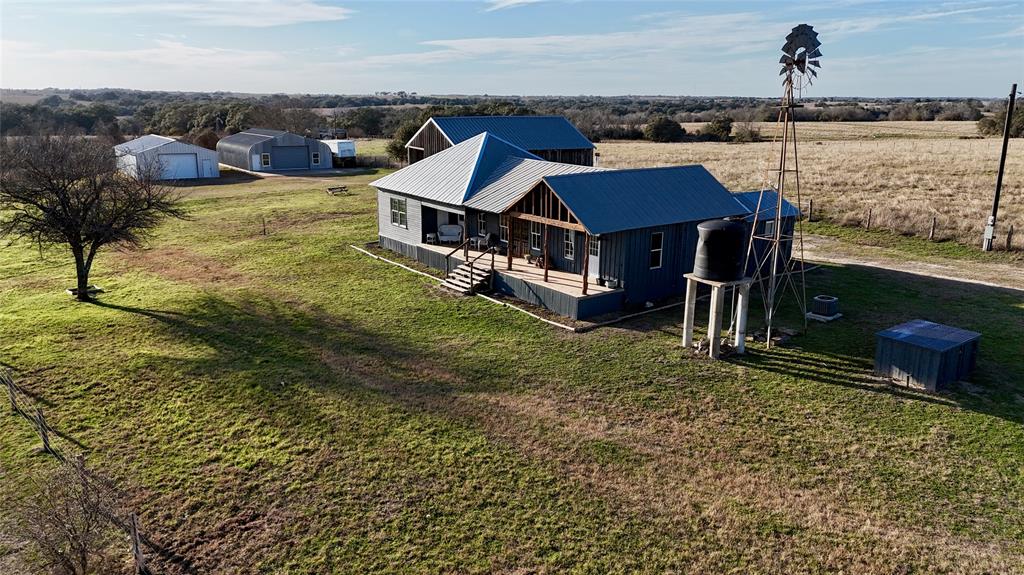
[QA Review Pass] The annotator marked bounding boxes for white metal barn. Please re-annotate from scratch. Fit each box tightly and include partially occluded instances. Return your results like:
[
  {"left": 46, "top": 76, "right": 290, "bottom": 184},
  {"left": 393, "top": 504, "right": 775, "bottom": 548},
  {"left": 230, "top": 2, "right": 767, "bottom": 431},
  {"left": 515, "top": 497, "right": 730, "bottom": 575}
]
[{"left": 114, "top": 135, "right": 219, "bottom": 180}]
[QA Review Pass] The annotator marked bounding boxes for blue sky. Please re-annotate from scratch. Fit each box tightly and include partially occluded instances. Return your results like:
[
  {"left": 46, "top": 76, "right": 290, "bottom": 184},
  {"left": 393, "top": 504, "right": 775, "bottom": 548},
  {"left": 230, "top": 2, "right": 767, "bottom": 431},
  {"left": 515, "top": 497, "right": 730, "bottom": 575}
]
[{"left": 1, "top": 0, "right": 1021, "bottom": 97}]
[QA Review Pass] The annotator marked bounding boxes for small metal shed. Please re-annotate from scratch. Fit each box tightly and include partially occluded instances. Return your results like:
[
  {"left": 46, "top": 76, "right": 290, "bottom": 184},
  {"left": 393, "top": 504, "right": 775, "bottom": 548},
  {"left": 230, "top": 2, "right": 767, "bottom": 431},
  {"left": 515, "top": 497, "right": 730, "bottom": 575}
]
[{"left": 875, "top": 319, "right": 980, "bottom": 391}]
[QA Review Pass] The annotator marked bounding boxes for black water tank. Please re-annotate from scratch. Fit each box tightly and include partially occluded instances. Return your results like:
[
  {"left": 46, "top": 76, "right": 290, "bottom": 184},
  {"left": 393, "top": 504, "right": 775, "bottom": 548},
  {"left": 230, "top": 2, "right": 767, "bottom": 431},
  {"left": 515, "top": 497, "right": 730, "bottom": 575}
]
[{"left": 694, "top": 219, "right": 746, "bottom": 282}]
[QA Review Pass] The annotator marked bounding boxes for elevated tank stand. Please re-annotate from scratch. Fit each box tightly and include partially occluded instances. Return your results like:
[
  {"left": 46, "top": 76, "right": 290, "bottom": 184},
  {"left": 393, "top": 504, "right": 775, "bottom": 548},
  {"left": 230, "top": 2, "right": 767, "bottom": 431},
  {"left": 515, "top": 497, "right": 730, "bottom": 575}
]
[{"left": 682, "top": 273, "right": 753, "bottom": 359}]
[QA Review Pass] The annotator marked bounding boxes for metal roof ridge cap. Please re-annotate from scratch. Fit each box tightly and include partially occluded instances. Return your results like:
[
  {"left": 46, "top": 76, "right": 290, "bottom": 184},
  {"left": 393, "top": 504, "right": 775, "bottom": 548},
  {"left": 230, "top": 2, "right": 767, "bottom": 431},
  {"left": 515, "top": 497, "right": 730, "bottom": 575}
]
[{"left": 460, "top": 133, "right": 491, "bottom": 203}]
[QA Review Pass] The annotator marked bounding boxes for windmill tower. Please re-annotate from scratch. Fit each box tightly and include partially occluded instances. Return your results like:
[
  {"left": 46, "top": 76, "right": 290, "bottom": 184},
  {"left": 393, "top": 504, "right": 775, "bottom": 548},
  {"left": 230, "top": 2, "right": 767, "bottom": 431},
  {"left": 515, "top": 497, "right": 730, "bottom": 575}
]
[{"left": 743, "top": 24, "right": 821, "bottom": 347}]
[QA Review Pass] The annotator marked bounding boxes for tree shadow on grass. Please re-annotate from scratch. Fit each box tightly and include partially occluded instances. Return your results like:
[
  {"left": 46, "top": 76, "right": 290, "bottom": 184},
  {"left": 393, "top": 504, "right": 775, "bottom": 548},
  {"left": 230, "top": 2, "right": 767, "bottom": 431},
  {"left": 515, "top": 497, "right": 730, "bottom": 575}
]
[
  {"left": 90, "top": 292, "right": 516, "bottom": 405},
  {"left": 87, "top": 292, "right": 521, "bottom": 573}
]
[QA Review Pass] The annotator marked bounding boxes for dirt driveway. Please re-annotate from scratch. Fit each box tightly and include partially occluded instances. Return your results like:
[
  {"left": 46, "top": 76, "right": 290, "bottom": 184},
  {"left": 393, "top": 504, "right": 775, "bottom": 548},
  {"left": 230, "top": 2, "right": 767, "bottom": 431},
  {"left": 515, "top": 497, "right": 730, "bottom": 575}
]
[{"left": 802, "top": 235, "right": 1024, "bottom": 293}]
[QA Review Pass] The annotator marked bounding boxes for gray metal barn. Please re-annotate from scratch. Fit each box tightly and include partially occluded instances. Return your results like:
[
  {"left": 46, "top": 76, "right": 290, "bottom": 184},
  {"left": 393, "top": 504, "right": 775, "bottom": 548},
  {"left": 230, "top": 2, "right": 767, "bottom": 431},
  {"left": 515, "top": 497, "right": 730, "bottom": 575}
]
[
  {"left": 216, "top": 128, "right": 332, "bottom": 172},
  {"left": 114, "top": 135, "right": 219, "bottom": 180}
]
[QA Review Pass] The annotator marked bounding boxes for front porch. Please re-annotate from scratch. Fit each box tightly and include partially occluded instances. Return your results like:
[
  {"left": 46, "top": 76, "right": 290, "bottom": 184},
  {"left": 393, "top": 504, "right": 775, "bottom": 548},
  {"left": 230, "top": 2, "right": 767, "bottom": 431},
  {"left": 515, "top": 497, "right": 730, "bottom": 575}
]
[
  {"left": 418, "top": 242, "right": 616, "bottom": 299},
  {"left": 379, "top": 236, "right": 623, "bottom": 319}
]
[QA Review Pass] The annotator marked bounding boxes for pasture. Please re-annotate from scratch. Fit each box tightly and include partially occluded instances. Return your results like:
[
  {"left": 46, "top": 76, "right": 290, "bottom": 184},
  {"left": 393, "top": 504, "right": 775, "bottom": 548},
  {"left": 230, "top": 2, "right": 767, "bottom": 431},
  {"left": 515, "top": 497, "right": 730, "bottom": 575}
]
[
  {"left": 598, "top": 121, "right": 1022, "bottom": 247},
  {"left": 1, "top": 168, "right": 1022, "bottom": 573}
]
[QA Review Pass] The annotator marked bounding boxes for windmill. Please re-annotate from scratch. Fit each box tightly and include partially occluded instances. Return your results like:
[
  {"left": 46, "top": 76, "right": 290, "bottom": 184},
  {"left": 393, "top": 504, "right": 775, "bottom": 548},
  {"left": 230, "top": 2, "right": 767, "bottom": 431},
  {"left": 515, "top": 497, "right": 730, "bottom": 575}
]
[{"left": 742, "top": 24, "right": 821, "bottom": 347}]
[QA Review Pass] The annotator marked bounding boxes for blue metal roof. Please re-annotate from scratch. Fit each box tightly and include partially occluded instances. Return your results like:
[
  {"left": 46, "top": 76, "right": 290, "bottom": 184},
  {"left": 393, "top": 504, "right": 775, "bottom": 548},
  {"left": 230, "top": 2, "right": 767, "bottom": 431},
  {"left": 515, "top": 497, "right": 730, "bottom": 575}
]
[
  {"left": 733, "top": 190, "right": 802, "bottom": 222},
  {"left": 542, "top": 166, "right": 748, "bottom": 235},
  {"left": 877, "top": 319, "right": 981, "bottom": 352},
  {"left": 432, "top": 116, "right": 595, "bottom": 151},
  {"left": 370, "top": 132, "right": 539, "bottom": 206}
]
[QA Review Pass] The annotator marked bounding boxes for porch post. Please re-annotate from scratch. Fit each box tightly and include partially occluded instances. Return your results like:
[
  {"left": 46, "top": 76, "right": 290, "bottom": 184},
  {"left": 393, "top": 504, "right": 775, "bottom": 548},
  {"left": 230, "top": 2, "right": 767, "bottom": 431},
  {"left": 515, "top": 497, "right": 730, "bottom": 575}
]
[
  {"left": 462, "top": 215, "right": 468, "bottom": 258},
  {"left": 506, "top": 216, "right": 513, "bottom": 271},
  {"left": 581, "top": 233, "right": 590, "bottom": 295},
  {"left": 543, "top": 224, "right": 549, "bottom": 282}
]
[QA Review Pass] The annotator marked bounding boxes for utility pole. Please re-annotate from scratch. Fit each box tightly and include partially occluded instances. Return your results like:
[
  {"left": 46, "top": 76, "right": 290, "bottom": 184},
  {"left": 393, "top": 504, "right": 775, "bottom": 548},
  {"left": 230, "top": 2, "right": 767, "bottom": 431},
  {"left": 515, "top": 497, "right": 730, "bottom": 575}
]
[{"left": 983, "top": 83, "right": 1017, "bottom": 251}]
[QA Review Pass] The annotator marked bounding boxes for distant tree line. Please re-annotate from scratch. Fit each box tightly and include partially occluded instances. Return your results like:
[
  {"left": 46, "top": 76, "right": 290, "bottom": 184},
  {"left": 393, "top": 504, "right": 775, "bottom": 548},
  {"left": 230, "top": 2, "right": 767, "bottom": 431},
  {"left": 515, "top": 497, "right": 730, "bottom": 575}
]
[{"left": 0, "top": 89, "right": 1012, "bottom": 147}]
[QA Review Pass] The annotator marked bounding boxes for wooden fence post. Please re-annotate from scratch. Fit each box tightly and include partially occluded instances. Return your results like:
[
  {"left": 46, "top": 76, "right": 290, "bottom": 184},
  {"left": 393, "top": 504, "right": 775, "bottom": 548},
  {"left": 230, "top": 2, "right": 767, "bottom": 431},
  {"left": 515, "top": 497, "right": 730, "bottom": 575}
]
[
  {"left": 1007, "top": 225, "right": 1015, "bottom": 251},
  {"left": 807, "top": 199, "right": 814, "bottom": 222},
  {"left": 130, "top": 513, "right": 149, "bottom": 575},
  {"left": 35, "top": 407, "right": 51, "bottom": 453},
  {"left": 865, "top": 208, "right": 872, "bottom": 230},
  {"left": 929, "top": 217, "right": 937, "bottom": 241}
]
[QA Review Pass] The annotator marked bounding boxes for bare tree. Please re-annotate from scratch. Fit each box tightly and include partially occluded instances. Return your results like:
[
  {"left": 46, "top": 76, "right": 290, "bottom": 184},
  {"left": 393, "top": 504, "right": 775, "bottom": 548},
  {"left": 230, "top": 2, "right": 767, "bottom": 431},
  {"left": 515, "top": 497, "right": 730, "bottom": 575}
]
[
  {"left": 0, "top": 134, "right": 186, "bottom": 301},
  {"left": 8, "top": 464, "right": 122, "bottom": 574}
]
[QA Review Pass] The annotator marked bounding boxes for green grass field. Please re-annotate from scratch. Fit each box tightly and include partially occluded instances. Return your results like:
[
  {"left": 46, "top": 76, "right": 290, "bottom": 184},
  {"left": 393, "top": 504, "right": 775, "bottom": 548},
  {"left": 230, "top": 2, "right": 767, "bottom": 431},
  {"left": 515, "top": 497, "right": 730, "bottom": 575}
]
[{"left": 1, "top": 171, "right": 1022, "bottom": 573}]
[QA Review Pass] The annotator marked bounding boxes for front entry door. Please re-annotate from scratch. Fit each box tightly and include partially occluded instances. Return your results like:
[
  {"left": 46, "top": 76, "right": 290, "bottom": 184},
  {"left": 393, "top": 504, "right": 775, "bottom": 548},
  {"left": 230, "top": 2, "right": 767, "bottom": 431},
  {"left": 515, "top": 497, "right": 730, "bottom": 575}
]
[{"left": 511, "top": 219, "right": 530, "bottom": 257}]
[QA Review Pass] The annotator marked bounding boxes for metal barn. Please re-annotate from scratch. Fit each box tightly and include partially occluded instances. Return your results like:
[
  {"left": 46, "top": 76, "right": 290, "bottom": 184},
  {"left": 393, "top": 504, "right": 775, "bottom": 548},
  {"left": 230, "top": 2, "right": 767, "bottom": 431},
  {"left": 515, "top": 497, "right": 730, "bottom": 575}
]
[
  {"left": 216, "top": 128, "right": 332, "bottom": 172},
  {"left": 875, "top": 319, "right": 981, "bottom": 391},
  {"left": 114, "top": 135, "right": 219, "bottom": 180},
  {"left": 406, "top": 116, "right": 595, "bottom": 166}
]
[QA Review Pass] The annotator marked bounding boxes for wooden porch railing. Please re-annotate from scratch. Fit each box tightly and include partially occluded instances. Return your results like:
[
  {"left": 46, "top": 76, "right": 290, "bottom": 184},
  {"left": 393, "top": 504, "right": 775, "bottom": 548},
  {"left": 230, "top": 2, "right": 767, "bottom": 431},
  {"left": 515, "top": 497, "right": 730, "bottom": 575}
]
[
  {"left": 466, "top": 246, "right": 496, "bottom": 295},
  {"left": 444, "top": 238, "right": 472, "bottom": 277}
]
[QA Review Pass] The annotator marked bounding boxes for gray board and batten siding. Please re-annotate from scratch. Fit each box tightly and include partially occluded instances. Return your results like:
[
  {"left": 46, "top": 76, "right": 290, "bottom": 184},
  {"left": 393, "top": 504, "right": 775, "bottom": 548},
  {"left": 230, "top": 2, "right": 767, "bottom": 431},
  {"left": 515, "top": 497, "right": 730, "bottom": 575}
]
[{"left": 216, "top": 128, "right": 332, "bottom": 172}]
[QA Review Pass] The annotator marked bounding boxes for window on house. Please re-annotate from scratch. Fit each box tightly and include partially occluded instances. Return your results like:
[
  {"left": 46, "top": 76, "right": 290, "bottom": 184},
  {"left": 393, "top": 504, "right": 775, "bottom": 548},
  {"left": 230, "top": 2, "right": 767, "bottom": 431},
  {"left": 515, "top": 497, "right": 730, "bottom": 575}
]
[
  {"left": 390, "top": 197, "right": 407, "bottom": 228},
  {"left": 563, "top": 229, "right": 575, "bottom": 259},
  {"left": 649, "top": 232, "right": 663, "bottom": 269},
  {"left": 588, "top": 236, "right": 600, "bottom": 257},
  {"left": 477, "top": 213, "right": 487, "bottom": 236},
  {"left": 530, "top": 221, "right": 542, "bottom": 250},
  {"left": 260, "top": 153, "right": 271, "bottom": 167},
  {"left": 312, "top": 152, "right": 321, "bottom": 165},
  {"left": 763, "top": 219, "right": 777, "bottom": 237},
  {"left": 499, "top": 216, "right": 509, "bottom": 243}
]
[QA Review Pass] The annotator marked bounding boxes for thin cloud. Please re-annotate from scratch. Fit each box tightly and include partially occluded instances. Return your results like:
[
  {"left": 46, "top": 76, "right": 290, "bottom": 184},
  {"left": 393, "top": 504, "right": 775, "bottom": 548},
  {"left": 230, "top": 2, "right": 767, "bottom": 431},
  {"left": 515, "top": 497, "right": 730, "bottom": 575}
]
[
  {"left": 485, "top": 0, "right": 543, "bottom": 12},
  {"left": 82, "top": 0, "right": 353, "bottom": 28}
]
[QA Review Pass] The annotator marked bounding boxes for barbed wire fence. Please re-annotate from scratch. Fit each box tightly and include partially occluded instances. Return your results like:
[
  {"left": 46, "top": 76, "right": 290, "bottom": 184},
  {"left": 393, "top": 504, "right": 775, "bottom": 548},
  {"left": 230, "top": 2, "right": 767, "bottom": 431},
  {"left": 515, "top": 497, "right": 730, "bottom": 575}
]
[{"left": 2, "top": 369, "right": 195, "bottom": 575}]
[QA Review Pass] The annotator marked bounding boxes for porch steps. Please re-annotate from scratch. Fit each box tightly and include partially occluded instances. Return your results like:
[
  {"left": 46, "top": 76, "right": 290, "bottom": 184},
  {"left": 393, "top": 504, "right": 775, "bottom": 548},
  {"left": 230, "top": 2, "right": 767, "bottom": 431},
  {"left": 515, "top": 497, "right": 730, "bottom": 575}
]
[{"left": 441, "top": 263, "right": 491, "bottom": 295}]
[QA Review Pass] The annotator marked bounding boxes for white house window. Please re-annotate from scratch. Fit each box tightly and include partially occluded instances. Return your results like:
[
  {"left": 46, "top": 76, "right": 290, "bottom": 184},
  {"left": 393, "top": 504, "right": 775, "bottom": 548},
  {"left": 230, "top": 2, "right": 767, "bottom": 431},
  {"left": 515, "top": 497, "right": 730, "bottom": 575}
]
[
  {"left": 589, "top": 236, "right": 600, "bottom": 257},
  {"left": 477, "top": 212, "right": 487, "bottom": 236},
  {"left": 260, "top": 153, "right": 271, "bottom": 167},
  {"left": 312, "top": 152, "right": 321, "bottom": 165},
  {"left": 563, "top": 229, "right": 575, "bottom": 260},
  {"left": 530, "top": 222, "right": 542, "bottom": 250},
  {"left": 649, "top": 232, "right": 663, "bottom": 269},
  {"left": 390, "top": 197, "right": 407, "bottom": 228},
  {"left": 763, "top": 219, "right": 777, "bottom": 237},
  {"left": 499, "top": 216, "right": 509, "bottom": 243}
]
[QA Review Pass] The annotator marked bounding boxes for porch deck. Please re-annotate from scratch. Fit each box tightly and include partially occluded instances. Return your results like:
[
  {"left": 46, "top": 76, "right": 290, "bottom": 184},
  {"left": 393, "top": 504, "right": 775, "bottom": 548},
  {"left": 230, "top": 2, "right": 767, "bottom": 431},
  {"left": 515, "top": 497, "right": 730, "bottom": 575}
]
[{"left": 418, "top": 242, "right": 616, "bottom": 299}]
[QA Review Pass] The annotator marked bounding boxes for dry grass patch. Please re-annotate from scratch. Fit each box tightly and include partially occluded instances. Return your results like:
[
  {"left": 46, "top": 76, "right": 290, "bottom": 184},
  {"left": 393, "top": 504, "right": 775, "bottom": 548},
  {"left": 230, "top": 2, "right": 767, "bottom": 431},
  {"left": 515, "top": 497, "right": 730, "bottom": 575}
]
[{"left": 599, "top": 133, "right": 1022, "bottom": 246}]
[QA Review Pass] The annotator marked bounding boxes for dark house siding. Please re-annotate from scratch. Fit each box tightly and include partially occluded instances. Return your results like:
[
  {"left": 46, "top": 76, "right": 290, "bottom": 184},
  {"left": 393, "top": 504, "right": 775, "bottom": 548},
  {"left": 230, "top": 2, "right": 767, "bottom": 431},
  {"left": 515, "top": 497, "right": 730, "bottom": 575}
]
[
  {"left": 597, "top": 222, "right": 698, "bottom": 307},
  {"left": 531, "top": 148, "right": 594, "bottom": 167}
]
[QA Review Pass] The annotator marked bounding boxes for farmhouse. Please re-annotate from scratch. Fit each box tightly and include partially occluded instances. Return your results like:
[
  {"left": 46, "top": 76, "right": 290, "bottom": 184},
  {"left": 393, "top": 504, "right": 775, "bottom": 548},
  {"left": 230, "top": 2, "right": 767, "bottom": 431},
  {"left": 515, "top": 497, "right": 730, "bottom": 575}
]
[
  {"left": 406, "top": 115, "right": 596, "bottom": 166},
  {"left": 372, "top": 132, "right": 762, "bottom": 319},
  {"left": 114, "top": 135, "right": 219, "bottom": 180},
  {"left": 217, "top": 128, "right": 332, "bottom": 172}
]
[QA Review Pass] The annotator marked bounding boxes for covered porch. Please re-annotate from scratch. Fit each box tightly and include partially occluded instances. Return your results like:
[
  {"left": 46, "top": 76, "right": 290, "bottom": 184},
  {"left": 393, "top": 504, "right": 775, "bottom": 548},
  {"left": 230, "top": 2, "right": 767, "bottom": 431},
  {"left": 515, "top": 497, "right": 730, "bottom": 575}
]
[{"left": 417, "top": 242, "right": 616, "bottom": 299}]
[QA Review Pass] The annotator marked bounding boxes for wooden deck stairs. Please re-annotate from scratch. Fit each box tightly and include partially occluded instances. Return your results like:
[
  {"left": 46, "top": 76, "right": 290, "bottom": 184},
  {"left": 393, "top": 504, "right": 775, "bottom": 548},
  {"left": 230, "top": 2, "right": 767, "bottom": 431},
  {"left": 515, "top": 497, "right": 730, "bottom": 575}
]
[{"left": 441, "top": 262, "right": 492, "bottom": 295}]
